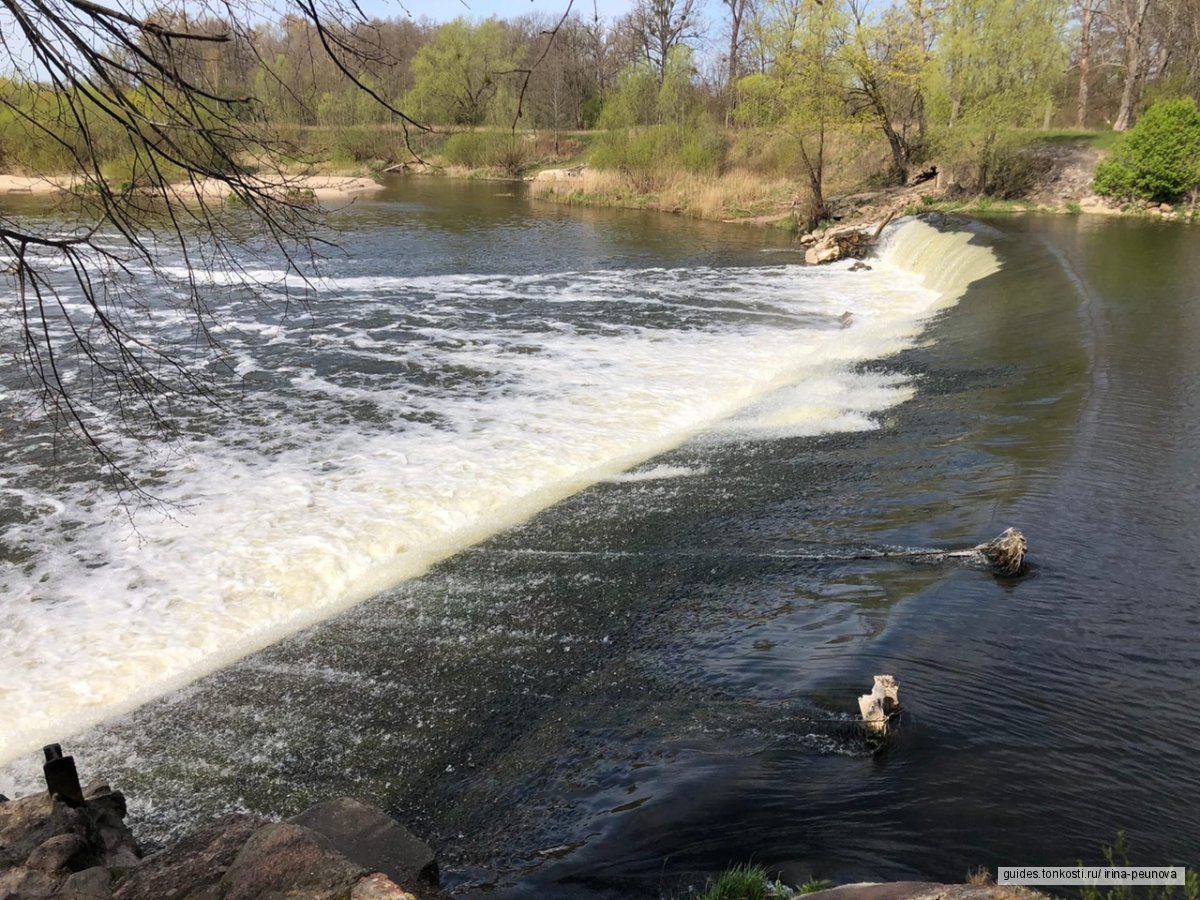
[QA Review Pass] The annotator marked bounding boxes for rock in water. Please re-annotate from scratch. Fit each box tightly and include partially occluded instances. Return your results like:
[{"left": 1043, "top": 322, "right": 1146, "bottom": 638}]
[
  {"left": 290, "top": 798, "right": 439, "bottom": 887},
  {"left": 975, "top": 528, "right": 1028, "bottom": 576}
]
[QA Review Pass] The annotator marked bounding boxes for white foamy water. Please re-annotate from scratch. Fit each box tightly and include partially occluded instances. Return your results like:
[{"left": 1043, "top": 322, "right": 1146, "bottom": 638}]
[{"left": 0, "top": 217, "right": 998, "bottom": 772}]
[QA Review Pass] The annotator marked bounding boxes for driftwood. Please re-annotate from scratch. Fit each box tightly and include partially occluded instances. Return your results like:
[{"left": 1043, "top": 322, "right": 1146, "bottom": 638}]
[
  {"left": 769, "top": 528, "right": 1030, "bottom": 577},
  {"left": 858, "top": 674, "right": 900, "bottom": 733},
  {"left": 939, "top": 527, "right": 1028, "bottom": 576}
]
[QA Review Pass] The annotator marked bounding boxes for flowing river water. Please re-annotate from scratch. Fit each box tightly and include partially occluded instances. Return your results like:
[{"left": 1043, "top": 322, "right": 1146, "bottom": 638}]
[{"left": 1, "top": 178, "right": 1197, "bottom": 896}]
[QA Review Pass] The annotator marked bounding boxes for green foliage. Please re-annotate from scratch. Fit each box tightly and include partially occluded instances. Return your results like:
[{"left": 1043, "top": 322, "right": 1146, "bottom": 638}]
[
  {"left": 929, "top": 127, "right": 1052, "bottom": 197},
  {"left": 925, "top": 0, "right": 1067, "bottom": 132},
  {"left": 406, "top": 19, "right": 522, "bottom": 127},
  {"left": 1093, "top": 98, "right": 1200, "bottom": 202},
  {"left": 330, "top": 127, "right": 402, "bottom": 165},
  {"left": 440, "top": 131, "right": 532, "bottom": 175},
  {"left": 1079, "top": 832, "right": 1198, "bottom": 900},
  {"left": 696, "top": 862, "right": 771, "bottom": 900},
  {"left": 600, "top": 48, "right": 706, "bottom": 130},
  {"left": 589, "top": 123, "right": 725, "bottom": 190},
  {"left": 598, "top": 65, "right": 660, "bottom": 128}
]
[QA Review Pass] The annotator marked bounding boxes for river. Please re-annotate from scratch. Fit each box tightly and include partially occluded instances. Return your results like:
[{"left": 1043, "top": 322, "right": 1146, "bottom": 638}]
[{"left": 1, "top": 178, "right": 1197, "bottom": 897}]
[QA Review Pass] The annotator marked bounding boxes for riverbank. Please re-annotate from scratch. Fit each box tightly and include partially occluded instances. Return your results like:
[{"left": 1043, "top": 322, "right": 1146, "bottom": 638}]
[
  {"left": 0, "top": 770, "right": 1043, "bottom": 900},
  {"left": 527, "top": 137, "right": 1166, "bottom": 232},
  {"left": 0, "top": 761, "right": 449, "bottom": 900},
  {"left": 0, "top": 173, "right": 384, "bottom": 202}
]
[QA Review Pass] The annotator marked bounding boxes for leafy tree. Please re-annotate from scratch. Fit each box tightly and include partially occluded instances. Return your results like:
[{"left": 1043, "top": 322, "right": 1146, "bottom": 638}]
[
  {"left": 1094, "top": 96, "right": 1200, "bottom": 200},
  {"left": 406, "top": 19, "right": 524, "bottom": 127},
  {"left": 844, "top": 0, "right": 930, "bottom": 181},
  {"left": 735, "top": 0, "right": 849, "bottom": 222},
  {"left": 926, "top": 0, "right": 1068, "bottom": 131}
]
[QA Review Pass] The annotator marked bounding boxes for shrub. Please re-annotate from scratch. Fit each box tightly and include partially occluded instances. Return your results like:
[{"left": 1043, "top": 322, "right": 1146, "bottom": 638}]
[
  {"left": 330, "top": 127, "right": 402, "bottom": 165},
  {"left": 589, "top": 124, "right": 725, "bottom": 191},
  {"left": 440, "top": 131, "right": 533, "bottom": 175},
  {"left": 928, "top": 127, "right": 1052, "bottom": 198},
  {"left": 1094, "top": 97, "right": 1200, "bottom": 202}
]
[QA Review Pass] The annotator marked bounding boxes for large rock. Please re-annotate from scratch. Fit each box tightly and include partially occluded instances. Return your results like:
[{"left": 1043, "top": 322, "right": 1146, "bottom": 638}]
[
  {"left": 0, "top": 865, "right": 62, "bottom": 899},
  {"left": 290, "top": 798, "right": 439, "bottom": 887},
  {"left": 57, "top": 866, "right": 113, "bottom": 899},
  {"left": 0, "top": 792, "right": 92, "bottom": 871},
  {"left": 805, "top": 241, "right": 842, "bottom": 264},
  {"left": 352, "top": 872, "right": 417, "bottom": 900},
  {"left": 219, "top": 822, "right": 365, "bottom": 900},
  {"left": 112, "top": 813, "right": 265, "bottom": 900}
]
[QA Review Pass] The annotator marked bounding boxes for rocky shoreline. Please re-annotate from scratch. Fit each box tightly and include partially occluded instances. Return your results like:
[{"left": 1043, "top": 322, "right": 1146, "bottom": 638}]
[{"left": 0, "top": 748, "right": 448, "bottom": 900}]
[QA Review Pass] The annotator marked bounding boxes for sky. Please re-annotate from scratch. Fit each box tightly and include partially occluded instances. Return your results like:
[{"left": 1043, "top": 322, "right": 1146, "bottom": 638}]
[{"left": 359, "top": 0, "right": 639, "bottom": 24}]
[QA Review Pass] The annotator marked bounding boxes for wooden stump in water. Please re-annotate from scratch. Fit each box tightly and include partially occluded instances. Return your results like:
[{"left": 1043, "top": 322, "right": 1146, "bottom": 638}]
[
  {"left": 974, "top": 527, "right": 1028, "bottom": 576},
  {"left": 858, "top": 674, "right": 900, "bottom": 733}
]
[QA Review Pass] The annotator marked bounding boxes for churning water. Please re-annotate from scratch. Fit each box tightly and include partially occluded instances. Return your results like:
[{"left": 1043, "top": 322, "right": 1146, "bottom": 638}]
[
  {"left": 3, "top": 183, "right": 1197, "bottom": 899},
  {"left": 0, "top": 199, "right": 995, "bottom": 768}
]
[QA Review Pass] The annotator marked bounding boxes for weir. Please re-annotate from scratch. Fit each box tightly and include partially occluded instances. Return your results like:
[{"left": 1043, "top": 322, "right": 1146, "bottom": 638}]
[{"left": 0, "top": 215, "right": 1002, "bottom": 777}]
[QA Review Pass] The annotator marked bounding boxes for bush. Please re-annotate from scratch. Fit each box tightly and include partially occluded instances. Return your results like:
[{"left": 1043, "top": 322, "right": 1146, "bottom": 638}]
[
  {"left": 1094, "top": 97, "right": 1200, "bottom": 202},
  {"left": 589, "top": 124, "right": 726, "bottom": 191},
  {"left": 330, "top": 126, "right": 402, "bottom": 165},
  {"left": 440, "top": 131, "right": 533, "bottom": 176},
  {"left": 928, "top": 127, "right": 1052, "bottom": 198}
]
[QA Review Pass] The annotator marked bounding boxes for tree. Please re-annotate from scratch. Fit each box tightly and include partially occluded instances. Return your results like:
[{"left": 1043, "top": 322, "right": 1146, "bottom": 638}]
[
  {"left": 844, "top": 0, "right": 930, "bottom": 181},
  {"left": 736, "top": 0, "right": 849, "bottom": 222},
  {"left": 1074, "top": 0, "right": 1103, "bottom": 127},
  {"left": 625, "top": 0, "right": 703, "bottom": 84},
  {"left": 1112, "top": 0, "right": 1152, "bottom": 130},
  {"left": 406, "top": 18, "right": 524, "bottom": 127},
  {"left": 721, "top": 0, "right": 754, "bottom": 120},
  {"left": 926, "top": 0, "right": 1068, "bottom": 129}
]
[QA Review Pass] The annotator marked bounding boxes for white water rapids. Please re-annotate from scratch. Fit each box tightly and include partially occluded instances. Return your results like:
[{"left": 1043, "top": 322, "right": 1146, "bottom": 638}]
[{"left": 0, "top": 218, "right": 998, "bottom": 775}]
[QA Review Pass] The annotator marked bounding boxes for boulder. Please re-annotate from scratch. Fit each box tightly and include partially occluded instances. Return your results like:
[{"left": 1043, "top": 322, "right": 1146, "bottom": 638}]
[
  {"left": 26, "top": 833, "right": 95, "bottom": 873},
  {"left": 805, "top": 241, "right": 842, "bottom": 265},
  {"left": 0, "top": 792, "right": 90, "bottom": 870},
  {"left": 57, "top": 866, "right": 113, "bottom": 899},
  {"left": 113, "top": 813, "right": 265, "bottom": 900},
  {"left": 290, "top": 797, "right": 439, "bottom": 887},
  {"left": 219, "top": 822, "right": 365, "bottom": 900},
  {"left": 352, "top": 872, "right": 418, "bottom": 900},
  {"left": 0, "top": 865, "right": 61, "bottom": 898}
]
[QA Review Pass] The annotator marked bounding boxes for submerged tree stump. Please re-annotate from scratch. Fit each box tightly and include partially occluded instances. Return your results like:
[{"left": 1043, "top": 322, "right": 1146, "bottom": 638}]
[
  {"left": 944, "top": 527, "right": 1028, "bottom": 576},
  {"left": 858, "top": 674, "right": 901, "bottom": 733}
]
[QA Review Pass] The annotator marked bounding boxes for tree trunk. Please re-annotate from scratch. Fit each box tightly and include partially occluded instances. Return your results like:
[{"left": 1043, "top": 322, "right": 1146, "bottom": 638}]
[
  {"left": 724, "top": 0, "right": 745, "bottom": 125},
  {"left": 908, "top": 0, "right": 929, "bottom": 143},
  {"left": 1077, "top": 0, "right": 1093, "bottom": 128},
  {"left": 879, "top": 104, "right": 911, "bottom": 182},
  {"left": 1114, "top": 0, "right": 1152, "bottom": 131}
]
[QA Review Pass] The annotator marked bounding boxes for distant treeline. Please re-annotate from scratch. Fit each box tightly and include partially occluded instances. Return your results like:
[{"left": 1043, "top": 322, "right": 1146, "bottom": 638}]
[{"left": 2, "top": 0, "right": 1199, "bottom": 208}]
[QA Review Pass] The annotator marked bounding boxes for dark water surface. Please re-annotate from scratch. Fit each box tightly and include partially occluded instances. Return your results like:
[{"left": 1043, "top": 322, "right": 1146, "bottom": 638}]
[{"left": 4, "top": 181, "right": 1198, "bottom": 896}]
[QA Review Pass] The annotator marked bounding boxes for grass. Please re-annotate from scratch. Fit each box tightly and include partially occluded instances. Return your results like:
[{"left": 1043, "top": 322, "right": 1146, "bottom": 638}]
[
  {"left": 536, "top": 167, "right": 804, "bottom": 224},
  {"left": 688, "top": 864, "right": 833, "bottom": 900},
  {"left": 695, "top": 863, "right": 772, "bottom": 900},
  {"left": 1079, "top": 833, "right": 1199, "bottom": 900}
]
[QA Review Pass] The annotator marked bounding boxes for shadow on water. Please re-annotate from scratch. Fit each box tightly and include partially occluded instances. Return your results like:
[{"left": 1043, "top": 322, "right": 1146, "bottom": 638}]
[{"left": 3, "top": 201, "right": 1198, "bottom": 898}]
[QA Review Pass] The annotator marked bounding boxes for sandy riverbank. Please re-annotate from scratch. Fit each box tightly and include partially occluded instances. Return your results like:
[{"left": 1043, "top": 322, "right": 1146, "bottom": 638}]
[{"left": 0, "top": 173, "right": 384, "bottom": 201}]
